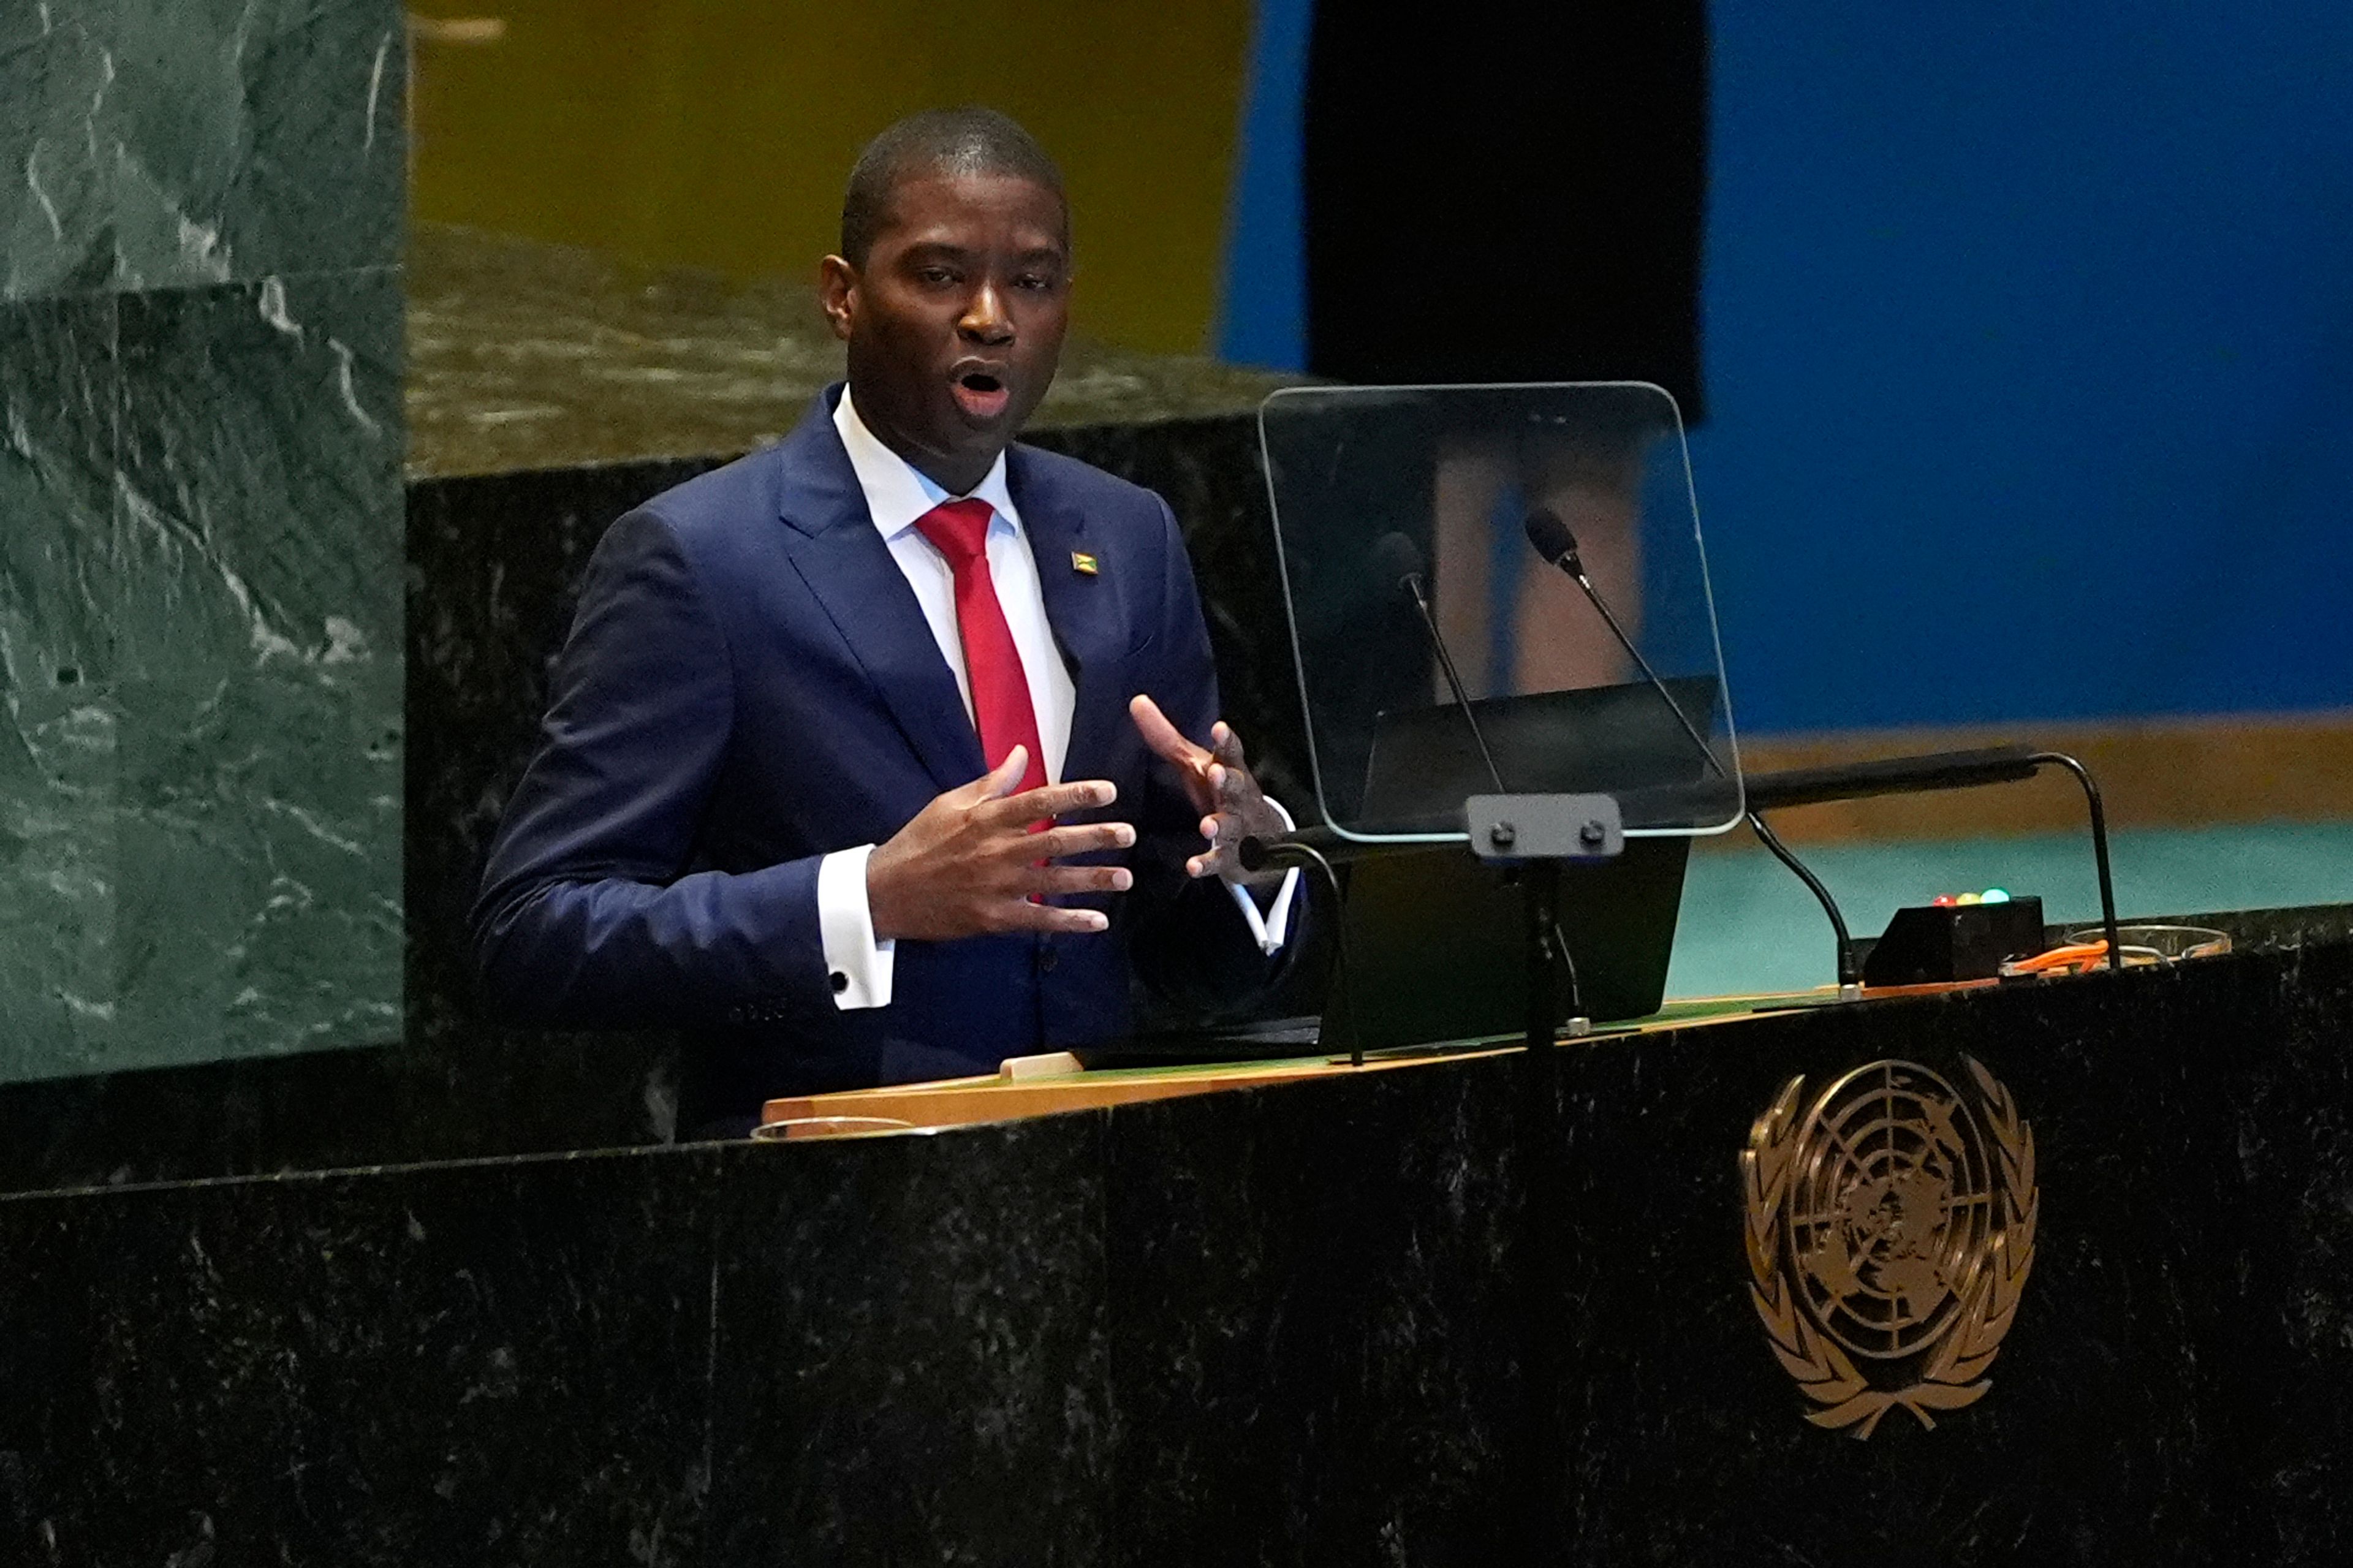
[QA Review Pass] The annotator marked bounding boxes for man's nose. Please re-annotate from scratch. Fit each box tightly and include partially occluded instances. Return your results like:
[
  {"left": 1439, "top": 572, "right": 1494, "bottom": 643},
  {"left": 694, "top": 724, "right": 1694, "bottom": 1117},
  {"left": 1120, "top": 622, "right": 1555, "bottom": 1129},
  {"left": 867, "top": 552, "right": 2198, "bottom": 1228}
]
[{"left": 959, "top": 282, "right": 1014, "bottom": 344}]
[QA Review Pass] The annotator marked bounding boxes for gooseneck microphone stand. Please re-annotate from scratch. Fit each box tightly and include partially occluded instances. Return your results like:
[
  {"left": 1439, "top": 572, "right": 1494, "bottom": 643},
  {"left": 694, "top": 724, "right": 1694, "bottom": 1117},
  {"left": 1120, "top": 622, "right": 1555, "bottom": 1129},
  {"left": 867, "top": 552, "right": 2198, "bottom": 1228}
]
[
  {"left": 1246, "top": 533, "right": 1618, "bottom": 1058},
  {"left": 2028, "top": 752, "right": 2123, "bottom": 969},
  {"left": 1372, "top": 534, "right": 1507, "bottom": 795},
  {"left": 1374, "top": 532, "right": 1596, "bottom": 1044},
  {"left": 1745, "top": 812, "right": 1862, "bottom": 993},
  {"left": 1522, "top": 509, "right": 2126, "bottom": 987},
  {"left": 1738, "top": 746, "right": 2124, "bottom": 976},
  {"left": 1526, "top": 506, "right": 1866, "bottom": 990}
]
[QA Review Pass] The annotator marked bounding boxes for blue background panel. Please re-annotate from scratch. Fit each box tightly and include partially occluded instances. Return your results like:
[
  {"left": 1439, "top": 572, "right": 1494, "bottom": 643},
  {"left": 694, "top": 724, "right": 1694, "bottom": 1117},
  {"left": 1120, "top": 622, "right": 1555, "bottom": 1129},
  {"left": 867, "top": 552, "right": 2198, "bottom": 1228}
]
[{"left": 1222, "top": 2, "right": 2353, "bottom": 735}]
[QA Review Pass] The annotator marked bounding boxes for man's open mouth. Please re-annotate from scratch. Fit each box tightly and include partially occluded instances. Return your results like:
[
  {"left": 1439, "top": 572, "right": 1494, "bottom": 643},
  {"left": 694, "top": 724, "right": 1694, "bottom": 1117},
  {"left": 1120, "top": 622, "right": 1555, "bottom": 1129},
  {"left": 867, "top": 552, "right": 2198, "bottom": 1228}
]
[{"left": 950, "top": 366, "right": 1013, "bottom": 422}]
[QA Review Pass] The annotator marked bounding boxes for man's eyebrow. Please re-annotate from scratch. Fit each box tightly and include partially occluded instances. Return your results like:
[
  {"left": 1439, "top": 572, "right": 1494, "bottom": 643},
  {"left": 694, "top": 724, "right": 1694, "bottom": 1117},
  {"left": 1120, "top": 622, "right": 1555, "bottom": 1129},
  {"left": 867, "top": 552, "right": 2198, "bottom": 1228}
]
[{"left": 893, "top": 237, "right": 1067, "bottom": 269}]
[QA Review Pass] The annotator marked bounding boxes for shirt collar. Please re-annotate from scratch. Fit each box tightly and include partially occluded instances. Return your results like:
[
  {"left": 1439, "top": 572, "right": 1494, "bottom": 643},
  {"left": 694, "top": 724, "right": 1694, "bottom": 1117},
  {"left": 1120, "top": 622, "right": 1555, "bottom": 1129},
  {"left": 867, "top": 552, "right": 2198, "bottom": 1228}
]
[{"left": 834, "top": 386, "right": 1020, "bottom": 542}]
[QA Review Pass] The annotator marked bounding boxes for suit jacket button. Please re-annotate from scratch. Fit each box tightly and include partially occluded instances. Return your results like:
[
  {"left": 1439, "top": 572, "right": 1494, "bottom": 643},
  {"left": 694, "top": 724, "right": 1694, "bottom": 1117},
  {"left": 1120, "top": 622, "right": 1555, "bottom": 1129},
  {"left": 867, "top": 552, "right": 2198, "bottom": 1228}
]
[{"left": 829, "top": 971, "right": 849, "bottom": 994}]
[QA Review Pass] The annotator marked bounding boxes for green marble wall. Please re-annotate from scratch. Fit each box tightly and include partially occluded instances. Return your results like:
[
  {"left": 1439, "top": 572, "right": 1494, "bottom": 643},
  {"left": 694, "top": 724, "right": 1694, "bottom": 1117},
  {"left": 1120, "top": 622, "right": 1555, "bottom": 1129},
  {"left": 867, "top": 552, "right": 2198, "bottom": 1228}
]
[{"left": 0, "top": 1, "right": 404, "bottom": 1081}]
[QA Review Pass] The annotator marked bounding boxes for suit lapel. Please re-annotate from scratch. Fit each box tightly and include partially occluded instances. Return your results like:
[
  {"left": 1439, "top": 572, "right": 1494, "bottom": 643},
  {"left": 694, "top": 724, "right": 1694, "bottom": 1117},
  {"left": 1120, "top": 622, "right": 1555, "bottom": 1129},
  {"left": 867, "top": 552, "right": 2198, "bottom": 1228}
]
[
  {"left": 772, "top": 394, "right": 985, "bottom": 791},
  {"left": 1012, "top": 448, "right": 1128, "bottom": 784}
]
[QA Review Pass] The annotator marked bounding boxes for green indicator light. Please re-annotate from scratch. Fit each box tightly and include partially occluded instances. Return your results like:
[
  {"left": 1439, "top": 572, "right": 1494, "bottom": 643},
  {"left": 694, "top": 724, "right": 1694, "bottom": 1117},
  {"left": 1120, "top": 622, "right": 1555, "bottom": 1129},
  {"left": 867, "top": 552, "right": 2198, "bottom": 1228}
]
[{"left": 1980, "top": 888, "right": 2011, "bottom": 904}]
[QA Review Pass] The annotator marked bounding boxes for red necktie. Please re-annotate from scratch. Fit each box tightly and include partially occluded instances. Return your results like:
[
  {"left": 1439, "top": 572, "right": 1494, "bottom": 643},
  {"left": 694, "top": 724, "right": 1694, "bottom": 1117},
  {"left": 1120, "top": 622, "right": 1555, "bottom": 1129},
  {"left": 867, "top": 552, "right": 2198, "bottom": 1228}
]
[{"left": 914, "top": 499, "right": 1048, "bottom": 805}]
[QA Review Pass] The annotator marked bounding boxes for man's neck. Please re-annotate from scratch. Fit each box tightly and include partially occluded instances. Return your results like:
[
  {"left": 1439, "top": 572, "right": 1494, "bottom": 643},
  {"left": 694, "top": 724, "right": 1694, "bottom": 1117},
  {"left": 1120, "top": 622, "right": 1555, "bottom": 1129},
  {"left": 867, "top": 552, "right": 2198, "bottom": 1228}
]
[{"left": 844, "top": 385, "right": 1002, "bottom": 498}]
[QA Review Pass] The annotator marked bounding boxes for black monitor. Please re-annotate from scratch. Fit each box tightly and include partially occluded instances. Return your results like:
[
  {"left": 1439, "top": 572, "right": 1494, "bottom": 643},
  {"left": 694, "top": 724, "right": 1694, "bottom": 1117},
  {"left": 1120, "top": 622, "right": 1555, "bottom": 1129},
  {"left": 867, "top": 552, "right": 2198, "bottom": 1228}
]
[{"left": 1333, "top": 679, "right": 1718, "bottom": 1049}]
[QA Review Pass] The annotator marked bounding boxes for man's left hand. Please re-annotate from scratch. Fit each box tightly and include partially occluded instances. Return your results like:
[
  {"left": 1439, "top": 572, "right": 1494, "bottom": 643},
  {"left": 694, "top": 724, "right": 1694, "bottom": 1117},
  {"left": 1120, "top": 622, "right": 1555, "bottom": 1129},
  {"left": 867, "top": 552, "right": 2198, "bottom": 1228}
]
[{"left": 1129, "top": 694, "right": 1288, "bottom": 887}]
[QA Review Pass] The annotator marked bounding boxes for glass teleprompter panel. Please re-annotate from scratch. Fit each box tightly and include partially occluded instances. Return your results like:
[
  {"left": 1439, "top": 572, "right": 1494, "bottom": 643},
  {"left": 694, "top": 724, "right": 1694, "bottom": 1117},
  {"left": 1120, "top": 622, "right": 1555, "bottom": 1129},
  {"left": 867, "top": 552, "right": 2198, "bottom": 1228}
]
[{"left": 1258, "top": 382, "right": 1742, "bottom": 843}]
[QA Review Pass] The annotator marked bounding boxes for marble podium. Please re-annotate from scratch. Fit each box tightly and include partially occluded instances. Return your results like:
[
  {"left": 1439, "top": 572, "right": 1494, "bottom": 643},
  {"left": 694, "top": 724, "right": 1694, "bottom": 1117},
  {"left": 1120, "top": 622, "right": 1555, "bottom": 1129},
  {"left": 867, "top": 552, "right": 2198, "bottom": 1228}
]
[{"left": 1, "top": 908, "right": 2348, "bottom": 1563}]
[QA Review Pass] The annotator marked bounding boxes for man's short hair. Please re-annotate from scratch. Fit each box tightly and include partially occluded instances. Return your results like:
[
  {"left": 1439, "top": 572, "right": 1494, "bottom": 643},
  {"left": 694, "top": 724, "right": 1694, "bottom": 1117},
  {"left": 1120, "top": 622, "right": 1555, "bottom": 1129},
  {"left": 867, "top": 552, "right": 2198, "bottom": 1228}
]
[{"left": 839, "top": 107, "right": 1067, "bottom": 267}]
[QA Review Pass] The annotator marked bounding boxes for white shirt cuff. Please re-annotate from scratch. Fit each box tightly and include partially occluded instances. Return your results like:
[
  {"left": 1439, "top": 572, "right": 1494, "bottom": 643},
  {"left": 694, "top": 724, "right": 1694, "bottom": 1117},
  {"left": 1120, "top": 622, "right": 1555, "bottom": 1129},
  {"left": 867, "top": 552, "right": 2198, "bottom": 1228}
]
[
  {"left": 1226, "top": 797, "right": 1303, "bottom": 956},
  {"left": 817, "top": 844, "right": 895, "bottom": 1010}
]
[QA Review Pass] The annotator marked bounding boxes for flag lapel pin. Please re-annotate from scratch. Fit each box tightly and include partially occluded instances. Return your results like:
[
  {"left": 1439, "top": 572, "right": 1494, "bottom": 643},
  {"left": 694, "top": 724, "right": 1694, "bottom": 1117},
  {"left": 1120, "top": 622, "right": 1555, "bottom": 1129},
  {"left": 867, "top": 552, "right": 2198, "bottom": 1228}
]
[{"left": 1070, "top": 550, "right": 1099, "bottom": 576}]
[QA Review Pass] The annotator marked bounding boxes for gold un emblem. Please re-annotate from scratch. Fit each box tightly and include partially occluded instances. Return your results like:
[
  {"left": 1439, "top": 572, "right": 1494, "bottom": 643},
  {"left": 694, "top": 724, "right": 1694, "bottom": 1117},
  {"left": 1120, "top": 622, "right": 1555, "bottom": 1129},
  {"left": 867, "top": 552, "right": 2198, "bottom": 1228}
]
[{"left": 1741, "top": 1056, "right": 2038, "bottom": 1439}]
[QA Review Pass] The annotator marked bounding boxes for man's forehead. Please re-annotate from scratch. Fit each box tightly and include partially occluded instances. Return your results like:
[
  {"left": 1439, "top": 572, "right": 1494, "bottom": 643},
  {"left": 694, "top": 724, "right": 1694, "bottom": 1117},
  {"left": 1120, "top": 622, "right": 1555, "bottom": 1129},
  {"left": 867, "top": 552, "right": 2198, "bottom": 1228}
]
[{"left": 875, "top": 169, "right": 1069, "bottom": 247}]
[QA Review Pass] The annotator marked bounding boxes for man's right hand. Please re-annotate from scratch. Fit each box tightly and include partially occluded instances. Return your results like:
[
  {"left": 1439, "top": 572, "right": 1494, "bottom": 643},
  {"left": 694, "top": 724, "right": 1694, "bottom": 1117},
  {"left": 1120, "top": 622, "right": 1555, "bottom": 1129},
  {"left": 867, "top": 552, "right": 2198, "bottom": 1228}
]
[{"left": 866, "top": 746, "right": 1135, "bottom": 942}]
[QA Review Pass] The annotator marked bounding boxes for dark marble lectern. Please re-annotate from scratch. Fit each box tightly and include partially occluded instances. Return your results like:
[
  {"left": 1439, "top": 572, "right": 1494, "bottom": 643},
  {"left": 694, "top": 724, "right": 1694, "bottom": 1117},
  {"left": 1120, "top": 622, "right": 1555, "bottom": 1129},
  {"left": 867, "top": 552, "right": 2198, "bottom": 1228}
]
[
  {"left": 2, "top": 908, "right": 2348, "bottom": 1563},
  {"left": 7, "top": 222, "right": 2346, "bottom": 1563}
]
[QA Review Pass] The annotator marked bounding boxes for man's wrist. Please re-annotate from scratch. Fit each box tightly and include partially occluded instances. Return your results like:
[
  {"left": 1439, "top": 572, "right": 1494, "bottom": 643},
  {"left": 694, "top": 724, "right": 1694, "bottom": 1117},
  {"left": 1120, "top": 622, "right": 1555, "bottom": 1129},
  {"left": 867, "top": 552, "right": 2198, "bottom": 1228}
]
[
  {"left": 1222, "top": 793, "right": 1300, "bottom": 953},
  {"left": 1232, "top": 792, "right": 1296, "bottom": 885},
  {"left": 816, "top": 844, "right": 896, "bottom": 1009}
]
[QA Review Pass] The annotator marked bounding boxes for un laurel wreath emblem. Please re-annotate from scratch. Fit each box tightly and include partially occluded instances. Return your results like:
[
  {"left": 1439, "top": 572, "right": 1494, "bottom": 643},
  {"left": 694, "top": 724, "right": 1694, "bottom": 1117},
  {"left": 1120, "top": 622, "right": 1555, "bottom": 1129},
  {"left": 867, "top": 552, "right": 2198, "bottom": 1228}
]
[{"left": 1741, "top": 1056, "right": 2038, "bottom": 1439}]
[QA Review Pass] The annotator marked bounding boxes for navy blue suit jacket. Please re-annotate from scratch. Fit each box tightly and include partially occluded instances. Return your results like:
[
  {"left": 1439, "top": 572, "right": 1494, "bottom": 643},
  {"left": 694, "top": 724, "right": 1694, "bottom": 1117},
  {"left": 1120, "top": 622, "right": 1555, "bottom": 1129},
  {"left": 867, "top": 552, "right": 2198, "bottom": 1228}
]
[{"left": 472, "top": 389, "right": 1278, "bottom": 1125}]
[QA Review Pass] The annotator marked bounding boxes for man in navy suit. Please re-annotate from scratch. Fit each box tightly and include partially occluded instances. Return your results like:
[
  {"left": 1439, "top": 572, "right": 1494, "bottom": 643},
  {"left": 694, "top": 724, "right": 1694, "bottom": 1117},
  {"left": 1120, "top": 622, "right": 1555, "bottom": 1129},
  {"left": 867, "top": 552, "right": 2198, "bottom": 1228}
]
[{"left": 472, "top": 109, "right": 1300, "bottom": 1132}]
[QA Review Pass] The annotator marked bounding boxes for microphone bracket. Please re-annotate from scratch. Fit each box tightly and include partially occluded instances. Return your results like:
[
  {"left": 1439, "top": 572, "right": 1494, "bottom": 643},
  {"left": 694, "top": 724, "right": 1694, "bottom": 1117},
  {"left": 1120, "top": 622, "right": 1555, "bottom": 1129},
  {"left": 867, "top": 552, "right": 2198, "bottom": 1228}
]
[{"left": 1465, "top": 793, "right": 1624, "bottom": 865}]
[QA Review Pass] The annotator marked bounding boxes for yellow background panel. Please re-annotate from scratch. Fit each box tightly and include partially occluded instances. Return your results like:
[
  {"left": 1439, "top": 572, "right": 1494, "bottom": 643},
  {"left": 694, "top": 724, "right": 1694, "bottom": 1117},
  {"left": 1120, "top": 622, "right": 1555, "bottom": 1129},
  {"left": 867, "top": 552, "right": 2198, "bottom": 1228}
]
[{"left": 409, "top": 1, "right": 1254, "bottom": 354}]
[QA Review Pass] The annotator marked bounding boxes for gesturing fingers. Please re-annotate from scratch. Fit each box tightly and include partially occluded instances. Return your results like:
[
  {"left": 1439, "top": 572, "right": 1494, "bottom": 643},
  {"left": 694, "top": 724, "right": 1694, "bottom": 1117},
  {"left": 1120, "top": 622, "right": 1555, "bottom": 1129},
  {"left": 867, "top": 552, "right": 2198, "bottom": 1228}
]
[
  {"left": 1028, "top": 862, "right": 1134, "bottom": 898},
  {"left": 1132, "top": 694, "right": 1226, "bottom": 818},
  {"left": 994, "top": 900, "right": 1113, "bottom": 935},
  {"left": 1185, "top": 822, "right": 1229, "bottom": 881},
  {"left": 874, "top": 756, "right": 1139, "bottom": 943},
  {"left": 1033, "top": 820, "right": 1136, "bottom": 860},
  {"left": 1186, "top": 728, "right": 1283, "bottom": 884},
  {"left": 983, "top": 778, "right": 1118, "bottom": 828},
  {"left": 1130, "top": 694, "right": 1211, "bottom": 770},
  {"left": 952, "top": 744, "right": 1033, "bottom": 808}
]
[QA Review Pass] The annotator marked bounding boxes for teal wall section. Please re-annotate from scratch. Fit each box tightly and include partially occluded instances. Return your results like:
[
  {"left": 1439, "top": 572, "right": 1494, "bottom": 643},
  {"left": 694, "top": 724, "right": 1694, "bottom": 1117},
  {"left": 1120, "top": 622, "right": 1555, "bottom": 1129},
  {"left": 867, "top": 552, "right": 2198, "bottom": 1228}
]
[
  {"left": 0, "top": 1, "right": 406, "bottom": 1083},
  {"left": 1670, "top": 824, "right": 2353, "bottom": 999}
]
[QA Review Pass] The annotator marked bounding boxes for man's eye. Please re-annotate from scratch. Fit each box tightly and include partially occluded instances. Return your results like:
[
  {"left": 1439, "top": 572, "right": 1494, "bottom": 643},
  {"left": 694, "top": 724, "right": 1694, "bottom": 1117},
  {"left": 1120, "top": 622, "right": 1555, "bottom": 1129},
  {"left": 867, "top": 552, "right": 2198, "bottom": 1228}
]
[
  {"left": 919, "top": 267, "right": 958, "bottom": 285},
  {"left": 1015, "top": 273, "right": 1056, "bottom": 292}
]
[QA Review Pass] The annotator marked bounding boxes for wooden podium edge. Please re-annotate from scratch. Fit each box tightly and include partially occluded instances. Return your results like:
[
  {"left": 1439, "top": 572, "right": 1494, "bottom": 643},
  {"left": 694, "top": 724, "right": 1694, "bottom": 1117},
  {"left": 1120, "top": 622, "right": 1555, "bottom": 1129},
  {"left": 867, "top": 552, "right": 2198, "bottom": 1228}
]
[
  {"left": 759, "top": 1045, "right": 1521, "bottom": 1139},
  {"left": 752, "top": 982, "right": 2000, "bottom": 1140}
]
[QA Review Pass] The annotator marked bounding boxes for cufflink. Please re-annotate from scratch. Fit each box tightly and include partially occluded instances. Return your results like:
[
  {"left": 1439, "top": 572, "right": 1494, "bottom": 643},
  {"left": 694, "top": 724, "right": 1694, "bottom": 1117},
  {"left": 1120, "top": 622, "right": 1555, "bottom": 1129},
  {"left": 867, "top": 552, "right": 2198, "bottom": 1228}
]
[{"left": 829, "top": 971, "right": 849, "bottom": 994}]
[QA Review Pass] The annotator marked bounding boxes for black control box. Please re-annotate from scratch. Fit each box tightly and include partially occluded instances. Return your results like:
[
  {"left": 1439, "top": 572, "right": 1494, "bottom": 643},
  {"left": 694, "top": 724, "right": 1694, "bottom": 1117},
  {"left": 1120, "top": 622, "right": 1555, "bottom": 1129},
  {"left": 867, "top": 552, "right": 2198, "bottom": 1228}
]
[{"left": 1860, "top": 896, "right": 2047, "bottom": 986}]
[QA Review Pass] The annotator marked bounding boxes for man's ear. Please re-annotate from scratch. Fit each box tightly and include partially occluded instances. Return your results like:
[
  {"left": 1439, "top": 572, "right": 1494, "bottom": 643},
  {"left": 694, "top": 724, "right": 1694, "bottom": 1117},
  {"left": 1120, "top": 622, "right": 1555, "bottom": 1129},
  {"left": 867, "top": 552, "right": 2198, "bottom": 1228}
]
[{"left": 817, "top": 255, "right": 858, "bottom": 341}]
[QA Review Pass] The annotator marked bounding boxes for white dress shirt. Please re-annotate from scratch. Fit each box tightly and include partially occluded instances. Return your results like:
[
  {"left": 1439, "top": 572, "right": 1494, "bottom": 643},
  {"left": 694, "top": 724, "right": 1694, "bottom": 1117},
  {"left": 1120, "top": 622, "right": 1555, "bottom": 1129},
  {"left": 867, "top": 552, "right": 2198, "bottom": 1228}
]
[{"left": 817, "top": 390, "right": 1297, "bottom": 1009}]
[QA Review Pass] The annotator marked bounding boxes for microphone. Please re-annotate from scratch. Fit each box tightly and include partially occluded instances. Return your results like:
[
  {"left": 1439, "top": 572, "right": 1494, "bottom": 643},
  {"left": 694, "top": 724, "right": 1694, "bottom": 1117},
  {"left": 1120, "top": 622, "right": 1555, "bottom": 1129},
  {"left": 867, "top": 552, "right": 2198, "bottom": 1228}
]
[
  {"left": 1368, "top": 529, "right": 1426, "bottom": 597},
  {"left": 1523, "top": 511, "right": 2123, "bottom": 982},
  {"left": 1521, "top": 506, "right": 1585, "bottom": 575},
  {"left": 1521, "top": 508, "right": 1722, "bottom": 779},
  {"left": 1241, "top": 532, "right": 1513, "bottom": 872},
  {"left": 1371, "top": 531, "right": 1505, "bottom": 792},
  {"left": 1523, "top": 507, "right": 1862, "bottom": 993},
  {"left": 1524, "top": 512, "right": 2043, "bottom": 815},
  {"left": 1248, "top": 530, "right": 1594, "bottom": 1038}
]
